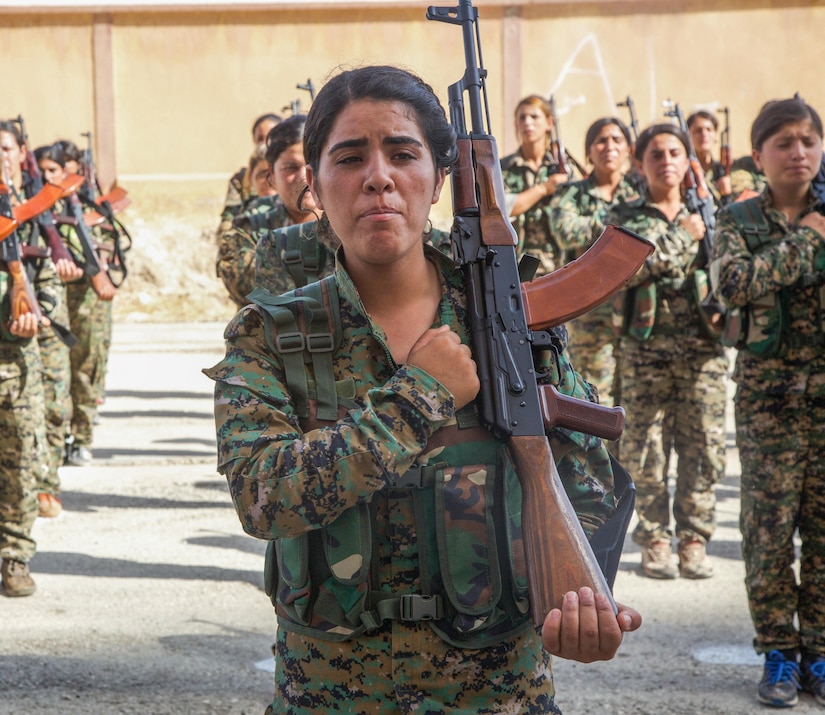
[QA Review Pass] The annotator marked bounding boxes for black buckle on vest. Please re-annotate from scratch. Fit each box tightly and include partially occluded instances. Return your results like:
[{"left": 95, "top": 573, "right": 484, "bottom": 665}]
[
  {"left": 400, "top": 594, "right": 442, "bottom": 621},
  {"left": 395, "top": 465, "right": 425, "bottom": 489},
  {"left": 282, "top": 249, "right": 302, "bottom": 265},
  {"left": 275, "top": 332, "right": 304, "bottom": 353},
  {"left": 306, "top": 333, "right": 334, "bottom": 353}
]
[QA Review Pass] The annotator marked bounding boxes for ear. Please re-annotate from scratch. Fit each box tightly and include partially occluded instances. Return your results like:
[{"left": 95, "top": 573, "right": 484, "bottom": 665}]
[
  {"left": 306, "top": 165, "right": 323, "bottom": 211},
  {"left": 431, "top": 168, "right": 447, "bottom": 204},
  {"left": 752, "top": 148, "right": 763, "bottom": 173}
]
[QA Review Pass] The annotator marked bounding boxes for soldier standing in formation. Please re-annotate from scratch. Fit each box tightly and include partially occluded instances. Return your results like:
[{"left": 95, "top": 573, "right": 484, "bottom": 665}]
[
  {"left": 548, "top": 117, "right": 637, "bottom": 406},
  {"left": 713, "top": 96, "right": 825, "bottom": 709},
  {"left": 501, "top": 95, "right": 569, "bottom": 277},
  {"left": 608, "top": 124, "right": 728, "bottom": 581}
]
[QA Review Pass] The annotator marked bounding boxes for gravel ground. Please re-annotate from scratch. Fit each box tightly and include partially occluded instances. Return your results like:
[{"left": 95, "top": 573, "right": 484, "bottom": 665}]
[{"left": 1, "top": 322, "right": 820, "bottom": 714}]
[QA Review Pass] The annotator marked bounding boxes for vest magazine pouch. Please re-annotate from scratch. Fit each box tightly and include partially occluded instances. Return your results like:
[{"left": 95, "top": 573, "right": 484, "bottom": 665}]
[
  {"left": 720, "top": 306, "right": 745, "bottom": 349},
  {"left": 434, "top": 460, "right": 504, "bottom": 633},
  {"left": 273, "top": 533, "right": 312, "bottom": 625},
  {"left": 745, "top": 290, "right": 787, "bottom": 356},
  {"left": 588, "top": 454, "right": 635, "bottom": 590},
  {"left": 627, "top": 281, "right": 657, "bottom": 341}
]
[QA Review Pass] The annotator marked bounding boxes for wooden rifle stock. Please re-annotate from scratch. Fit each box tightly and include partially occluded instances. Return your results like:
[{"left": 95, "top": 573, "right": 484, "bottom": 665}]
[
  {"left": 522, "top": 225, "right": 654, "bottom": 330},
  {"left": 0, "top": 216, "right": 17, "bottom": 241},
  {"left": 508, "top": 435, "right": 616, "bottom": 626},
  {"left": 10, "top": 183, "right": 64, "bottom": 225}
]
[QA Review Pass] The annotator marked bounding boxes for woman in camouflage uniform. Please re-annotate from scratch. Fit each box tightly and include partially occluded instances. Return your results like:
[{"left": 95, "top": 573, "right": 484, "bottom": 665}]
[
  {"left": 206, "top": 66, "right": 640, "bottom": 714},
  {"left": 216, "top": 115, "right": 327, "bottom": 307},
  {"left": 713, "top": 97, "right": 825, "bottom": 708},
  {"left": 0, "top": 122, "right": 65, "bottom": 596},
  {"left": 500, "top": 95, "right": 569, "bottom": 277},
  {"left": 609, "top": 124, "right": 728, "bottom": 581},
  {"left": 549, "top": 117, "right": 637, "bottom": 406}
]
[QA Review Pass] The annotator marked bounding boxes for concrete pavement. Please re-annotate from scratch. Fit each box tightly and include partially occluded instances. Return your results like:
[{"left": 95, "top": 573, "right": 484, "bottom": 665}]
[{"left": 1, "top": 321, "right": 820, "bottom": 714}]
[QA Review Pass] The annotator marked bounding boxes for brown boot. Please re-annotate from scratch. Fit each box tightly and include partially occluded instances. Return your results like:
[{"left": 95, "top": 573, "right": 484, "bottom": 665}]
[
  {"left": 38, "top": 492, "right": 63, "bottom": 518},
  {"left": 641, "top": 540, "right": 679, "bottom": 579},
  {"left": 678, "top": 540, "right": 714, "bottom": 579},
  {"left": 1, "top": 559, "right": 36, "bottom": 597}
]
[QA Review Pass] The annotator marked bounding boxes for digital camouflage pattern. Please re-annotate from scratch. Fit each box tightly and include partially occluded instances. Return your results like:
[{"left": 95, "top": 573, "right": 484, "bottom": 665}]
[
  {"left": 730, "top": 155, "right": 767, "bottom": 199},
  {"left": 216, "top": 195, "right": 287, "bottom": 308},
  {"left": 500, "top": 149, "right": 563, "bottom": 276},
  {"left": 269, "top": 620, "right": 561, "bottom": 714},
  {"left": 548, "top": 174, "right": 639, "bottom": 405},
  {"left": 215, "top": 166, "right": 254, "bottom": 240},
  {"left": 608, "top": 196, "right": 727, "bottom": 547},
  {"left": 0, "top": 243, "right": 58, "bottom": 563},
  {"left": 714, "top": 188, "right": 825, "bottom": 656},
  {"left": 206, "top": 245, "right": 615, "bottom": 712}
]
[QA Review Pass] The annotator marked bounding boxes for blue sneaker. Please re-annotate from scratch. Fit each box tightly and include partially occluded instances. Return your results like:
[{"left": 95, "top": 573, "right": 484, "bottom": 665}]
[
  {"left": 758, "top": 651, "right": 800, "bottom": 708},
  {"left": 801, "top": 656, "right": 825, "bottom": 706}
]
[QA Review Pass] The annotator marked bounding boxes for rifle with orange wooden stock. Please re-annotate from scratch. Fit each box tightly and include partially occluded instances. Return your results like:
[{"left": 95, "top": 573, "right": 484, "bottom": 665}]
[
  {"left": 13, "top": 117, "right": 117, "bottom": 301},
  {"left": 426, "top": 0, "right": 654, "bottom": 626},
  {"left": 663, "top": 101, "right": 726, "bottom": 338},
  {"left": 719, "top": 106, "right": 732, "bottom": 177},
  {"left": 75, "top": 130, "right": 131, "bottom": 288},
  {"left": 0, "top": 183, "right": 42, "bottom": 326},
  {"left": 548, "top": 94, "right": 586, "bottom": 179}
]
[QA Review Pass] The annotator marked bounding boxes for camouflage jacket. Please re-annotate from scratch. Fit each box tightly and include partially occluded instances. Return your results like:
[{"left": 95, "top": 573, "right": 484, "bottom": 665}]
[
  {"left": 548, "top": 174, "right": 638, "bottom": 259},
  {"left": 500, "top": 149, "right": 563, "bottom": 275},
  {"left": 254, "top": 218, "right": 338, "bottom": 297},
  {"left": 216, "top": 196, "right": 290, "bottom": 308},
  {"left": 730, "top": 155, "right": 767, "bottom": 199},
  {"left": 205, "top": 245, "right": 615, "bottom": 646},
  {"left": 714, "top": 188, "right": 825, "bottom": 377},
  {"left": 216, "top": 166, "right": 257, "bottom": 239},
  {"left": 608, "top": 194, "right": 703, "bottom": 338}
]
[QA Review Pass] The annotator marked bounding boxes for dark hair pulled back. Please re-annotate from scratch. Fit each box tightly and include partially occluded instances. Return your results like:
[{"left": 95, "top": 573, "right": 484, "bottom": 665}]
[
  {"left": 634, "top": 123, "right": 690, "bottom": 162},
  {"left": 751, "top": 97, "right": 823, "bottom": 151},
  {"left": 304, "top": 65, "right": 457, "bottom": 175},
  {"left": 265, "top": 114, "right": 307, "bottom": 165}
]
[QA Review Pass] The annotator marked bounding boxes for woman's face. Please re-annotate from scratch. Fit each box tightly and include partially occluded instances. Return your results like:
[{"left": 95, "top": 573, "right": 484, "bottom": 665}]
[
  {"left": 253, "top": 118, "right": 278, "bottom": 146},
  {"left": 307, "top": 98, "right": 445, "bottom": 270},
  {"left": 587, "top": 123, "right": 630, "bottom": 176},
  {"left": 689, "top": 117, "right": 717, "bottom": 155},
  {"left": 515, "top": 104, "right": 551, "bottom": 147},
  {"left": 250, "top": 158, "right": 275, "bottom": 199},
  {"left": 38, "top": 157, "right": 67, "bottom": 185},
  {"left": 754, "top": 119, "right": 823, "bottom": 192},
  {"left": 271, "top": 142, "right": 315, "bottom": 221},
  {"left": 640, "top": 133, "right": 689, "bottom": 195},
  {"left": 0, "top": 131, "right": 25, "bottom": 184}
]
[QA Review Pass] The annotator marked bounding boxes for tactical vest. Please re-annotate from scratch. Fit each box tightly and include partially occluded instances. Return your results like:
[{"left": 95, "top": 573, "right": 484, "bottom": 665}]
[
  {"left": 247, "top": 276, "right": 535, "bottom": 649},
  {"left": 247, "top": 275, "right": 634, "bottom": 649},
  {"left": 721, "top": 198, "right": 825, "bottom": 356},
  {"left": 257, "top": 220, "right": 332, "bottom": 291}
]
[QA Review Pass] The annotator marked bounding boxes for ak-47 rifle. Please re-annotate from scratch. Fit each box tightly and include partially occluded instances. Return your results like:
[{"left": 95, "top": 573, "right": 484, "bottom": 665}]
[
  {"left": 719, "top": 106, "right": 732, "bottom": 177},
  {"left": 616, "top": 96, "right": 640, "bottom": 146},
  {"left": 13, "top": 117, "right": 117, "bottom": 300},
  {"left": 663, "top": 100, "right": 726, "bottom": 338},
  {"left": 547, "top": 95, "right": 586, "bottom": 178},
  {"left": 427, "top": 0, "right": 654, "bottom": 625},
  {"left": 76, "top": 130, "right": 131, "bottom": 289},
  {"left": 0, "top": 182, "right": 42, "bottom": 324},
  {"left": 283, "top": 79, "right": 317, "bottom": 117}
]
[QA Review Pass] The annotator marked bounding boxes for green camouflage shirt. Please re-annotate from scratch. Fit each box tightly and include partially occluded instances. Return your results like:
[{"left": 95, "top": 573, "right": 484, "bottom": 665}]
[
  {"left": 714, "top": 188, "right": 825, "bottom": 375},
  {"left": 206, "top": 245, "right": 615, "bottom": 541},
  {"left": 548, "top": 174, "right": 639, "bottom": 259},
  {"left": 608, "top": 194, "right": 702, "bottom": 336},
  {"left": 500, "top": 149, "right": 563, "bottom": 275},
  {"left": 216, "top": 196, "right": 290, "bottom": 308}
]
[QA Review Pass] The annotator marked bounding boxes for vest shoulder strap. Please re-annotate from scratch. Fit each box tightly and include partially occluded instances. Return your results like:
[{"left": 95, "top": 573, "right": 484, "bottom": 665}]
[
  {"left": 726, "top": 198, "right": 773, "bottom": 252},
  {"left": 247, "top": 274, "right": 342, "bottom": 421}
]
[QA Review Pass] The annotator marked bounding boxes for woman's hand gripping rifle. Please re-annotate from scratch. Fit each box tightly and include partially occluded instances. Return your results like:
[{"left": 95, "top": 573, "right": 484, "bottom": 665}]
[{"left": 427, "top": 0, "right": 654, "bottom": 627}]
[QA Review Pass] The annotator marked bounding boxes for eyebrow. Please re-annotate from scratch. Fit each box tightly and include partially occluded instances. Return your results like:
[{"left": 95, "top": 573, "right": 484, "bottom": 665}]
[{"left": 327, "top": 135, "right": 425, "bottom": 155}]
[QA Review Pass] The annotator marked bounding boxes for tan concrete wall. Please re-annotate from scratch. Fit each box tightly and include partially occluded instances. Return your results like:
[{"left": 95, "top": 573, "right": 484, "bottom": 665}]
[{"left": 2, "top": 1, "right": 822, "bottom": 318}]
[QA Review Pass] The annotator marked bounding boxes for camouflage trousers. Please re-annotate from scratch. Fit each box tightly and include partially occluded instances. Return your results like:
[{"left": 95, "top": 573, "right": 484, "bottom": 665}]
[
  {"left": 67, "top": 279, "right": 113, "bottom": 448},
  {"left": 0, "top": 341, "right": 46, "bottom": 563},
  {"left": 618, "top": 334, "right": 728, "bottom": 546},
  {"left": 736, "top": 380, "right": 825, "bottom": 657},
  {"left": 566, "top": 303, "right": 617, "bottom": 407},
  {"left": 269, "top": 622, "right": 561, "bottom": 714},
  {"left": 37, "top": 297, "right": 72, "bottom": 494}
]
